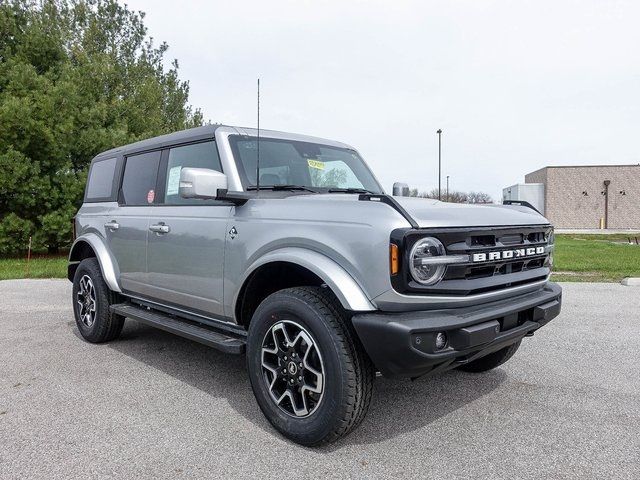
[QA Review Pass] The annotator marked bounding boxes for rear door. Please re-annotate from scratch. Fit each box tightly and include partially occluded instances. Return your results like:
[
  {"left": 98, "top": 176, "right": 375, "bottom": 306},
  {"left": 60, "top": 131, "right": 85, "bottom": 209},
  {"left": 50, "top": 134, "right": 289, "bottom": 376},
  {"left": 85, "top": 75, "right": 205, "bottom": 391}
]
[
  {"left": 146, "top": 140, "right": 232, "bottom": 318},
  {"left": 104, "top": 150, "right": 161, "bottom": 294}
]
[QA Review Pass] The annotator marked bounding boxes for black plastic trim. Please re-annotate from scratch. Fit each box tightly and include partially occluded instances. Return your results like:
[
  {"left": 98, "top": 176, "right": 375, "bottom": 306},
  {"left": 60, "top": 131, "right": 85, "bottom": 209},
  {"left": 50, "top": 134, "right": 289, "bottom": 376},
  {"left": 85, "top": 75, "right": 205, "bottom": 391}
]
[
  {"left": 352, "top": 282, "right": 562, "bottom": 378},
  {"left": 126, "top": 295, "right": 245, "bottom": 337},
  {"left": 389, "top": 225, "right": 553, "bottom": 295},
  {"left": 216, "top": 189, "right": 252, "bottom": 205},
  {"left": 503, "top": 200, "right": 541, "bottom": 214},
  {"left": 111, "top": 303, "right": 246, "bottom": 354},
  {"left": 358, "top": 194, "right": 419, "bottom": 228}
]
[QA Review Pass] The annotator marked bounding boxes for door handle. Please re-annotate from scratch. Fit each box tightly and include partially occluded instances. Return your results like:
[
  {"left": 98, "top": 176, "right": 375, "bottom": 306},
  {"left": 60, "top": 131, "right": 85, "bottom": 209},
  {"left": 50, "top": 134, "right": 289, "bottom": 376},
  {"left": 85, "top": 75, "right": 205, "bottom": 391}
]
[
  {"left": 104, "top": 221, "right": 120, "bottom": 231},
  {"left": 149, "top": 223, "right": 171, "bottom": 234}
]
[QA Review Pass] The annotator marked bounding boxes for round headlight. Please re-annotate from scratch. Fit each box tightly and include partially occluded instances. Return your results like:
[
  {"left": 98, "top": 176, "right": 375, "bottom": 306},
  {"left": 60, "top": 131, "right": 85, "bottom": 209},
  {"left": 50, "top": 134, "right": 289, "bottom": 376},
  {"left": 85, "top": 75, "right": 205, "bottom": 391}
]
[
  {"left": 546, "top": 228, "right": 555, "bottom": 245},
  {"left": 409, "top": 237, "right": 447, "bottom": 285}
]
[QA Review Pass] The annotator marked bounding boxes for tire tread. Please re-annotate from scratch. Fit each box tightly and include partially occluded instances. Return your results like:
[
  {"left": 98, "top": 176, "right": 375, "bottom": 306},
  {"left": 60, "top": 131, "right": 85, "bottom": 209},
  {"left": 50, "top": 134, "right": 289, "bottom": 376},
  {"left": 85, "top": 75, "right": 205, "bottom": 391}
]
[
  {"left": 73, "top": 258, "right": 124, "bottom": 343},
  {"left": 287, "top": 286, "right": 375, "bottom": 441},
  {"left": 248, "top": 286, "right": 375, "bottom": 445}
]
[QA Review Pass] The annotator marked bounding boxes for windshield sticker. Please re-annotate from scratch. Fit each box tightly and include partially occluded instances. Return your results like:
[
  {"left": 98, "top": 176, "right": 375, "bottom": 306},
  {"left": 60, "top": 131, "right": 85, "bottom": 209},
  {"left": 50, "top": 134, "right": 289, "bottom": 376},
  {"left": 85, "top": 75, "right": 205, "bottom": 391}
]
[
  {"left": 307, "top": 159, "right": 325, "bottom": 170},
  {"left": 167, "top": 166, "right": 181, "bottom": 196}
]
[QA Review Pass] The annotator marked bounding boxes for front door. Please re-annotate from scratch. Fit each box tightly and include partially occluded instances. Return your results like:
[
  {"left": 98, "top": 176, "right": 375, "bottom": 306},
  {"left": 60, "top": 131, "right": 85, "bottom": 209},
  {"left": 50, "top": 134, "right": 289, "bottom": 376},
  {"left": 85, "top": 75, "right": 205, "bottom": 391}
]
[{"left": 145, "top": 140, "right": 231, "bottom": 318}]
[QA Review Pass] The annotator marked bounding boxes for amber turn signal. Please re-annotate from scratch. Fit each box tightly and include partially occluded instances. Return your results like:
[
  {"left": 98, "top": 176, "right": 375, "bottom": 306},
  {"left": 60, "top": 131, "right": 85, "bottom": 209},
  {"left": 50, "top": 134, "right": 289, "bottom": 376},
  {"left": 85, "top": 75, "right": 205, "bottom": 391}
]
[{"left": 389, "top": 244, "right": 399, "bottom": 275}]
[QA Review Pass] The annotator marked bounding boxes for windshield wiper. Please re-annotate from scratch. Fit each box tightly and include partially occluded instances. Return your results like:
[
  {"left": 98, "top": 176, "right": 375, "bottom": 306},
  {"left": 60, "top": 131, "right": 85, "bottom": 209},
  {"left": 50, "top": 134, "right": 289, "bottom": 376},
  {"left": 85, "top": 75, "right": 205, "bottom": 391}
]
[
  {"left": 247, "top": 184, "right": 319, "bottom": 193},
  {"left": 327, "top": 187, "right": 375, "bottom": 194},
  {"left": 247, "top": 185, "right": 375, "bottom": 194}
]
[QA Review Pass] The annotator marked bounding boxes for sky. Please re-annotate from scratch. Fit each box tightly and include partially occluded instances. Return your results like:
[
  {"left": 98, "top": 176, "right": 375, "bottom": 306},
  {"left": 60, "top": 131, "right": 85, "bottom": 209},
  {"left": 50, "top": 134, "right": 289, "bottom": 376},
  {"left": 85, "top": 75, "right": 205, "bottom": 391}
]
[{"left": 124, "top": 0, "right": 640, "bottom": 201}]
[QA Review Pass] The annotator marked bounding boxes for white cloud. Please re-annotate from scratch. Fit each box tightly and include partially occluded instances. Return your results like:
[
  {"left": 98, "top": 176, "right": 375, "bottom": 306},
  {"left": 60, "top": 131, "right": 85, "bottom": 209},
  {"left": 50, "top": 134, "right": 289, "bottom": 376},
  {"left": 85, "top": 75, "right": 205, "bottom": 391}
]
[{"left": 125, "top": 0, "right": 640, "bottom": 200}]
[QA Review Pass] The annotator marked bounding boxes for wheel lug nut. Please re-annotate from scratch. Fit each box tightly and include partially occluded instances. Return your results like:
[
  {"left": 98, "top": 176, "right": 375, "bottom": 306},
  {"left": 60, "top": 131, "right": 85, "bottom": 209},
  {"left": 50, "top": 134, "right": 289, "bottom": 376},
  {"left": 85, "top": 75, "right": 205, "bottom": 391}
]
[
  {"left": 282, "top": 369, "right": 286, "bottom": 374},
  {"left": 283, "top": 356, "right": 287, "bottom": 360},
  {"left": 298, "top": 376, "right": 302, "bottom": 381},
  {"left": 289, "top": 379, "right": 294, "bottom": 384},
  {"left": 299, "top": 363, "right": 303, "bottom": 368}
]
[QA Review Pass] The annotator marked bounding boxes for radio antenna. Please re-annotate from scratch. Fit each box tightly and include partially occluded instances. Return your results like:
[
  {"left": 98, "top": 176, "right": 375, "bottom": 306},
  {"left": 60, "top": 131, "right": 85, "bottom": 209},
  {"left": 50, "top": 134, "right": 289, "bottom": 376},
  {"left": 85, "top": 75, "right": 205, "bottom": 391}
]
[{"left": 256, "top": 78, "right": 260, "bottom": 194}]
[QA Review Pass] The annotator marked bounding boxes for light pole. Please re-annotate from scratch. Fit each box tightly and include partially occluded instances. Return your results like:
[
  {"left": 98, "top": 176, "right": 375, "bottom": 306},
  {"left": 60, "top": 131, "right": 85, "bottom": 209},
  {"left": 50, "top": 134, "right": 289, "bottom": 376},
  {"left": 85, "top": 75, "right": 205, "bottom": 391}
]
[
  {"left": 437, "top": 129, "right": 442, "bottom": 200},
  {"left": 446, "top": 175, "right": 450, "bottom": 202}
]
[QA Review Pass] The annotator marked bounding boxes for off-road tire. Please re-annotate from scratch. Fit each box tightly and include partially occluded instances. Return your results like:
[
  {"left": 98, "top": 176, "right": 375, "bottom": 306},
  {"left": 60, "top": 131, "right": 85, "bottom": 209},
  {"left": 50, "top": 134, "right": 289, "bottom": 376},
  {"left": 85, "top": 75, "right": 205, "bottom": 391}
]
[
  {"left": 457, "top": 340, "right": 522, "bottom": 373},
  {"left": 72, "top": 258, "right": 125, "bottom": 343},
  {"left": 246, "top": 286, "right": 375, "bottom": 446}
]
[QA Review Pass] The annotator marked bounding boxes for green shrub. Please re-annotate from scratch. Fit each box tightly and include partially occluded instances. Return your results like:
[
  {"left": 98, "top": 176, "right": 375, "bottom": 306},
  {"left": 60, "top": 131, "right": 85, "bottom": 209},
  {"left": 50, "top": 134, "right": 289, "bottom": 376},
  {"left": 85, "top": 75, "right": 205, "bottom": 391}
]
[{"left": 0, "top": 0, "right": 203, "bottom": 254}]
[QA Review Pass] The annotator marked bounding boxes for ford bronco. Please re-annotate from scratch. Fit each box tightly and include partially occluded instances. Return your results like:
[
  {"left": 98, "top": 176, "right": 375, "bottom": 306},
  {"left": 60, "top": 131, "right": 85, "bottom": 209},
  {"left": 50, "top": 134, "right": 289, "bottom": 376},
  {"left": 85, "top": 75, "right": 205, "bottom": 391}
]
[{"left": 69, "top": 125, "right": 562, "bottom": 445}]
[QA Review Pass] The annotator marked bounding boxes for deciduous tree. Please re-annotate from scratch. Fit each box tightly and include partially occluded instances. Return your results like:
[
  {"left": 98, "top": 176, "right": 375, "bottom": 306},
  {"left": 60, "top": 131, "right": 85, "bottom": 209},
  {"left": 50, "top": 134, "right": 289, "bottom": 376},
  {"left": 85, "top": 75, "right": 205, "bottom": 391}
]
[{"left": 407, "top": 187, "right": 493, "bottom": 204}]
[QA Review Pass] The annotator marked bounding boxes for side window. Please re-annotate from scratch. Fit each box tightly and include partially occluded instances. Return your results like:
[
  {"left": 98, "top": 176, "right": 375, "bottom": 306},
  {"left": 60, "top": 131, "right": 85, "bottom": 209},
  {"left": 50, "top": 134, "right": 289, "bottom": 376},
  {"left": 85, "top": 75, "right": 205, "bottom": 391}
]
[
  {"left": 121, "top": 151, "right": 161, "bottom": 205},
  {"left": 86, "top": 157, "right": 117, "bottom": 201},
  {"left": 163, "top": 141, "right": 222, "bottom": 204}
]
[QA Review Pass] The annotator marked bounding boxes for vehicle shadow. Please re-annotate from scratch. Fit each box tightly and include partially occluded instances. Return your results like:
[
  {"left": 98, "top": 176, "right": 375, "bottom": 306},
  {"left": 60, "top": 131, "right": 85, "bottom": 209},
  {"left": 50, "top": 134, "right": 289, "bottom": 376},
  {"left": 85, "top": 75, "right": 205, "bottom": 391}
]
[
  {"left": 106, "top": 321, "right": 506, "bottom": 448},
  {"left": 326, "top": 367, "right": 506, "bottom": 451}
]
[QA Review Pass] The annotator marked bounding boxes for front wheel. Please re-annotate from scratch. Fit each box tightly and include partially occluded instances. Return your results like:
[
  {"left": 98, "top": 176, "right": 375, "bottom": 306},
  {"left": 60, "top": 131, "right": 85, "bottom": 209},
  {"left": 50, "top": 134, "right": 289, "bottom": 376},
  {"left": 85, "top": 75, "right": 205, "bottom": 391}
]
[{"left": 246, "top": 287, "right": 374, "bottom": 446}]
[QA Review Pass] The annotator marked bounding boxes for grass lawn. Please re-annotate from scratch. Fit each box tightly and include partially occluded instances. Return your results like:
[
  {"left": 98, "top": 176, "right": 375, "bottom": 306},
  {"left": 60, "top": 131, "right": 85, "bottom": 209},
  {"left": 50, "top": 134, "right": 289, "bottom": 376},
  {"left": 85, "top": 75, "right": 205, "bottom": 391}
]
[
  {"left": 0, "top": 233, "right": 638, "bottom": 283},
  {"left": 552, "top": 233, "right": 640, "bottom": 282},
  {"left": 0, "top": 254, "right": 68, "bottom": 280}
]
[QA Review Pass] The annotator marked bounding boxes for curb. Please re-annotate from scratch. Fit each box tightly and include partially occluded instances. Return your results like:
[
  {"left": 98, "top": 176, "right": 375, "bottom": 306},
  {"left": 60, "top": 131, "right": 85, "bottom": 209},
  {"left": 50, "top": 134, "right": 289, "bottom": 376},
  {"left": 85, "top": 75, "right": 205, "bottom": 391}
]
[{"left": 621, "top": 277, "right": 640, "bottom": 286}]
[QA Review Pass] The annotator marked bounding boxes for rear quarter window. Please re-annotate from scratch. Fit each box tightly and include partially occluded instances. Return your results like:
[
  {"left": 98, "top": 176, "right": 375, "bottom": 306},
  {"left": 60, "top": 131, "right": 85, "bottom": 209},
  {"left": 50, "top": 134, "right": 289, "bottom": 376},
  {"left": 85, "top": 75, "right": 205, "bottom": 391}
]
[{"left": 85, "top": 157, "right": 118, "bottom": 202}]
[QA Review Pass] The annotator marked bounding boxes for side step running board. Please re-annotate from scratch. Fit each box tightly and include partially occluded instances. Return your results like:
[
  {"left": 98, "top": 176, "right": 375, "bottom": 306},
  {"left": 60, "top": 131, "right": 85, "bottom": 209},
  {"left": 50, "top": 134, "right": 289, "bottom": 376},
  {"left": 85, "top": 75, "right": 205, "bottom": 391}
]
[{"left": 110, "top": 303, "right": 245, "bottom": 354}]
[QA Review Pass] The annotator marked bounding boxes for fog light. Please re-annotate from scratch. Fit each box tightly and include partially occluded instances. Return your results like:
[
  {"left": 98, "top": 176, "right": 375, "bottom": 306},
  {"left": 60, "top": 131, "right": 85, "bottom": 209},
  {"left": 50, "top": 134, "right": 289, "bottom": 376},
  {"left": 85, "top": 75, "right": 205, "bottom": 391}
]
[{"left": 435, "top": 332, "right": 447, "bottom": 350}]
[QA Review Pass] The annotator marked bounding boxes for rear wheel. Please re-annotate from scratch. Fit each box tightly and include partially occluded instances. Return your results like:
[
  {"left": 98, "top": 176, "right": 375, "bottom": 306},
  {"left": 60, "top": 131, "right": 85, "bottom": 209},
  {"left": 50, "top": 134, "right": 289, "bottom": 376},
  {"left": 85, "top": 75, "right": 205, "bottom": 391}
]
[
  {"left": 246, "top": 286, "right": 374, "bottom": 446},
  {"left": 457, "top": 340, "right": 522, "bottom": 373},
  {"left": 72, "top": 258, "right": 125, "bottom": 343}
]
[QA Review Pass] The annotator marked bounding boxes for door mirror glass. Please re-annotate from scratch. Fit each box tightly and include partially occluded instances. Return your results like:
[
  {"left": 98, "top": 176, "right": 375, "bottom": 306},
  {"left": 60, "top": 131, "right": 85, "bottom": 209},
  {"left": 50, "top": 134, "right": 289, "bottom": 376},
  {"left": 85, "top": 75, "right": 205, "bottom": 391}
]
[{"left": 179, "top": 168, "right": 227, "bottom": 200}]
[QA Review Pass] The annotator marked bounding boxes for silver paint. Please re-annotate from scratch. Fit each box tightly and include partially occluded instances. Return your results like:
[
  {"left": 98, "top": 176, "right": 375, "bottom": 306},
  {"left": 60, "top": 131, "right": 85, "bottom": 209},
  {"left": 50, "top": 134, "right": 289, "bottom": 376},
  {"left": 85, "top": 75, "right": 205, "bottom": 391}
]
[
  {"left": 69, "top": 230, "right": 122, "bottom": 293},
  {"left": 73, "top": 126, "right": 553, "bottom": 324}
]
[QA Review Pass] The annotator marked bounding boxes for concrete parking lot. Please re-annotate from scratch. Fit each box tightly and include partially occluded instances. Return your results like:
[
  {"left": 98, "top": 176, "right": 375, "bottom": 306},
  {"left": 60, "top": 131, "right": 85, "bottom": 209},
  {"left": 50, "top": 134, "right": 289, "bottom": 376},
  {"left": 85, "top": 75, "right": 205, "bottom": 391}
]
[{"left": 1, "top": 280, "right": 638, "bottom": 479}]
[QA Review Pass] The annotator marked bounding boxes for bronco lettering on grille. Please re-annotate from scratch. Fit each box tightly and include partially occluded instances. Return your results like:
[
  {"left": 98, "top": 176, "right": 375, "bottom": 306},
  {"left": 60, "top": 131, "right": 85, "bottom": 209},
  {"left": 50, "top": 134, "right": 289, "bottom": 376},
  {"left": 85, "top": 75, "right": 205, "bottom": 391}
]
[{"left": 471, "top": 246, "right": 545, "bottom": 263}]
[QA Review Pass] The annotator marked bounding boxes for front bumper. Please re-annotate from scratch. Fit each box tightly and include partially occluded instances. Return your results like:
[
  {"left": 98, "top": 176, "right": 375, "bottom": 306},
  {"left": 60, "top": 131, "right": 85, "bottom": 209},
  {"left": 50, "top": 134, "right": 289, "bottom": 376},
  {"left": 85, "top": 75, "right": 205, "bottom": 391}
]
[{"left": 351, "top": 282, "right": 562, "bottom": 378}]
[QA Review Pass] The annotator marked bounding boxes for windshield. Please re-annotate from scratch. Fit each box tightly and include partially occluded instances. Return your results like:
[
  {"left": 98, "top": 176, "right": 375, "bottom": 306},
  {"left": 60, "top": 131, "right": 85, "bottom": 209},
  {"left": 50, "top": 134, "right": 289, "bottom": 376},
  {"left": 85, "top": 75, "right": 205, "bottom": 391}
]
[{"left": 228, "top": 135, "right": 383, "bottom": 193}]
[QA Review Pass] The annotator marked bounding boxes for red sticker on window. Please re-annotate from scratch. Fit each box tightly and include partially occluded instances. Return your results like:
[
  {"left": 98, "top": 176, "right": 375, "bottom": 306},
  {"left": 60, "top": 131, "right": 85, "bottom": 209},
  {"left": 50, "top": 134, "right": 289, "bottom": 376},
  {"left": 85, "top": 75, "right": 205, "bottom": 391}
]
[{"left": 147, "top": 189, "right": 155, "bottom": 204}]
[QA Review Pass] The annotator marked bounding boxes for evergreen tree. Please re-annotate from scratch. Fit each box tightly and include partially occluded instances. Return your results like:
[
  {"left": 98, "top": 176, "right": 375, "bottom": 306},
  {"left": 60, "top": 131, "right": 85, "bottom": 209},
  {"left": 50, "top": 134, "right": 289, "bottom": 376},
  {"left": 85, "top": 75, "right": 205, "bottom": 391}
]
[{"left": 0, "top": 0, "right": 203, "bottom": 254}]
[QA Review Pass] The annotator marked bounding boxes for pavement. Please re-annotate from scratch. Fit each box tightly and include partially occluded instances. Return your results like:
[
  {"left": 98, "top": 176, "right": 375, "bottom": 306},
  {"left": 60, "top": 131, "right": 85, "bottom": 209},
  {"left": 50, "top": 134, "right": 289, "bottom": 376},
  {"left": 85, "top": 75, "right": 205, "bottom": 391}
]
[{"left": 1, "top": 280, "right": 639, "bottom": 479}]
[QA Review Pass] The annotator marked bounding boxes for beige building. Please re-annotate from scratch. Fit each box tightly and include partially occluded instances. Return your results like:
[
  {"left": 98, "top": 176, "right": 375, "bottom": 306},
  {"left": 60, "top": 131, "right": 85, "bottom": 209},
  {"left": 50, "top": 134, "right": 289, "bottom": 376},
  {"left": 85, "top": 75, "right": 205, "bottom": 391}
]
[{"left": 522, "top": 165, "right": 640, "bottom": 229}]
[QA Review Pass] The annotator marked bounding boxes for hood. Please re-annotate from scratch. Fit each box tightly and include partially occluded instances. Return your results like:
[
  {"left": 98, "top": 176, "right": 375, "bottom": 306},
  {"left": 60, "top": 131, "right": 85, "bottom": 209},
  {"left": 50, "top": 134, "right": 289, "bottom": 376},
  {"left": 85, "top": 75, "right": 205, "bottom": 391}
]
[
  {"left": 276, "top": 193, "right": 549, "bottom": 228},
  {"left": 392, "top": 196, "right": 549, "bottom": 228}
]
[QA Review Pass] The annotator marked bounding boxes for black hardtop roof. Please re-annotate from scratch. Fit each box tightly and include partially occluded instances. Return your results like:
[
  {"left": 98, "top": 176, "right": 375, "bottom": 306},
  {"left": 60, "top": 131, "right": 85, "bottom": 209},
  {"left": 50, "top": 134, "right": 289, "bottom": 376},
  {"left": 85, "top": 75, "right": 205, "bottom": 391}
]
[
  {"left": 95, "top": 124, "right": 221, "bottom": 159},
  {"left": 92, "top": 124, "right": 355, "bottom": 163}
]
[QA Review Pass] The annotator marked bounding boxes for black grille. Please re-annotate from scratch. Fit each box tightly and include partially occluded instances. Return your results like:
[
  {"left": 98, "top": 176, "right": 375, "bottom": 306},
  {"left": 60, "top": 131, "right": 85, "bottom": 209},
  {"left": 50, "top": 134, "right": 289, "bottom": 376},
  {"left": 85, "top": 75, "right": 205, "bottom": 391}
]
[
  {"left": 446, "top": 255, "right": 547, "bottom": 281},
  {"left": 391, "top": 225, "right": 552, "bottom": 296}
]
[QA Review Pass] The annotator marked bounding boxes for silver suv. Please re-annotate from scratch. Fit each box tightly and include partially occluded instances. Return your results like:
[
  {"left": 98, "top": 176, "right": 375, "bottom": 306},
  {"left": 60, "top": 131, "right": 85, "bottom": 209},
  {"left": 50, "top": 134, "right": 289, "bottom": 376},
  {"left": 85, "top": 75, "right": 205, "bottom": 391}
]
[{"left": 69, "top": 125, "right": 562, "bottom": 445}]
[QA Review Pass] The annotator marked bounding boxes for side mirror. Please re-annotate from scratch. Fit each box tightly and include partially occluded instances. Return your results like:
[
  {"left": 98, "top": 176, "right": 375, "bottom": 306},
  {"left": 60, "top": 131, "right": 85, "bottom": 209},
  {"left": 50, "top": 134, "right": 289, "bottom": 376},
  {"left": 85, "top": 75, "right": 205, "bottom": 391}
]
[
  {"left": 179, "top": 168, "right": 227, "bottom": 200},
  {"left": 392, "top": 182, "right": 410, "bottom": 197}
]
